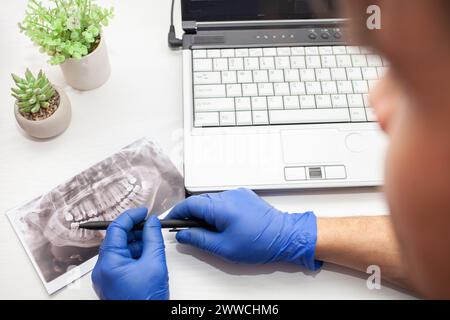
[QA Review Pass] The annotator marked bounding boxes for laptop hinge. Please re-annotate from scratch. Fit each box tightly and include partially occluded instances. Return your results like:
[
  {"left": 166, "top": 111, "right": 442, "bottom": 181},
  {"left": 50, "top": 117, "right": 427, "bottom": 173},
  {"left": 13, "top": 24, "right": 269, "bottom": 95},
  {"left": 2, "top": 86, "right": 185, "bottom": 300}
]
[{"left": 182, "top": 21, "right": 198, "bottom": 34}]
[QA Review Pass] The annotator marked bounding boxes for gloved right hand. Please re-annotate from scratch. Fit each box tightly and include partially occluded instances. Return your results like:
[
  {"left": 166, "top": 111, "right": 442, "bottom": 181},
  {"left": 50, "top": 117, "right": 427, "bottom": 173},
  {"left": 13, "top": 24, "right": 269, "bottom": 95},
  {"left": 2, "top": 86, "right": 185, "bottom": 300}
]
[{"left": 166, "top": 188, "right": 322, "bottom": 271}]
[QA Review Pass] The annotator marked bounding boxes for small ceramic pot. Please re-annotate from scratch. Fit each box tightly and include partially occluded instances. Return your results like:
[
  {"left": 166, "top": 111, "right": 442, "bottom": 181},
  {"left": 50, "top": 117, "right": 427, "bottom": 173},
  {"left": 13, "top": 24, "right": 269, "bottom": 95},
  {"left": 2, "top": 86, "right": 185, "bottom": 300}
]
[
  {"left": 60, "top": 35, "right": 111, "bottom": 91},
  {"left": 15, "top": 86, "right": 72, "bottom": 139}
]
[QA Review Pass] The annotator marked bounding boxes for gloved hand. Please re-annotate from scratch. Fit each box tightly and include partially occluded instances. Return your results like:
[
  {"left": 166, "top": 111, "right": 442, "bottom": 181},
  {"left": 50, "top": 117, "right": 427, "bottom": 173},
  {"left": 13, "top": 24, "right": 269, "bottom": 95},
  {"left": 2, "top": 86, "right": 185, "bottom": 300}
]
[
  {"left": 166, "top": 188, "right": 322, "bottom": 271},
  {"left": 91, "top": 207, "right": 169, "bottom": 300}
]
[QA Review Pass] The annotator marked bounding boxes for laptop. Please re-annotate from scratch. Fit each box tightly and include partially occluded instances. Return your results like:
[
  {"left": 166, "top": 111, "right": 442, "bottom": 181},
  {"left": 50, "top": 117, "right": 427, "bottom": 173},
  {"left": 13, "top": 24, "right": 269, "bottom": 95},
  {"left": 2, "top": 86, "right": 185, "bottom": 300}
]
[{"left": 180, "top": 0, "right": 388, "bottom": 193}]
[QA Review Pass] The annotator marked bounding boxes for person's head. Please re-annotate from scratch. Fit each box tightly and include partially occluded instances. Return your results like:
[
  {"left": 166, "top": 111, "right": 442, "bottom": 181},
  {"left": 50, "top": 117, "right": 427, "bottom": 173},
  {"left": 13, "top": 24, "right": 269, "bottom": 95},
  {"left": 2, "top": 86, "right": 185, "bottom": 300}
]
[{"left": 343, "top": 0, "right": 450, "bottom": 298}]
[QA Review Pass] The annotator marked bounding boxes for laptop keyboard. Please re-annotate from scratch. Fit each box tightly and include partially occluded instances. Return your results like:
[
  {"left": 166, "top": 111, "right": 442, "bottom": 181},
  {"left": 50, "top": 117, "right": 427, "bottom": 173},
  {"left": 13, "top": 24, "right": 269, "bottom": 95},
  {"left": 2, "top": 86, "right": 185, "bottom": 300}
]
[{"left": 192, "top": 46, "right": 388, "bottom": 127}]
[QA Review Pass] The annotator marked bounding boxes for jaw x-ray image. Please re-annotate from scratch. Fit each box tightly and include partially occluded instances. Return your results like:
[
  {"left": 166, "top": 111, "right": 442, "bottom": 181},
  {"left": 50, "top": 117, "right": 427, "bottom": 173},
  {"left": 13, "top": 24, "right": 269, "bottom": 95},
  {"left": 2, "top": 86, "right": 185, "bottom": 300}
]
[{"left": 7, "top": 138, "right": 185, "bottom": 294}]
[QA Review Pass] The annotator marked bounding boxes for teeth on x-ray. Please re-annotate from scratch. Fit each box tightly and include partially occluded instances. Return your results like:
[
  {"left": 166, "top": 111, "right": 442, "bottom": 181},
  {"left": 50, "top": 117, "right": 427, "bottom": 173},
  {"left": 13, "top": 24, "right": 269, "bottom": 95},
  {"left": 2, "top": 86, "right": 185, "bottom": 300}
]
[
  {"left": 65, "top": 212, "right": 74, "bottom": 222},
  {"left": 43, "top": 172, "right": 151, "bottom": 246},
  {"left": 62, "top": 175, "right": 146, "bottom": 229},
  {"left": 70, "top": 222, "right": 79, "bottom": 229}
]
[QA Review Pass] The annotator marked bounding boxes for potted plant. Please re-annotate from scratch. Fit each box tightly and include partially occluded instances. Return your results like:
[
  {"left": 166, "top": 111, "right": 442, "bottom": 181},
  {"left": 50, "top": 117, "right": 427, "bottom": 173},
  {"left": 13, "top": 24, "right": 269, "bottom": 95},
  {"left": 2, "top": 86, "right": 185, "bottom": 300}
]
[
  {"left": 19, "top": 0, "right": 114, "bottom": 91},
  {"left": 11, "top": 69, "right": 72, "bottom": 139}
]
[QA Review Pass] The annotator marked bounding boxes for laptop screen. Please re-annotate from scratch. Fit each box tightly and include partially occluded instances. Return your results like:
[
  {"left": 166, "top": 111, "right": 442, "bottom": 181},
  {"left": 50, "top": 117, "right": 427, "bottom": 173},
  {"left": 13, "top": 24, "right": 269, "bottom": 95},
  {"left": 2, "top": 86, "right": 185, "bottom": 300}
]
[{"left": 181, "top": 0, "right": 340, "bottom": 22}]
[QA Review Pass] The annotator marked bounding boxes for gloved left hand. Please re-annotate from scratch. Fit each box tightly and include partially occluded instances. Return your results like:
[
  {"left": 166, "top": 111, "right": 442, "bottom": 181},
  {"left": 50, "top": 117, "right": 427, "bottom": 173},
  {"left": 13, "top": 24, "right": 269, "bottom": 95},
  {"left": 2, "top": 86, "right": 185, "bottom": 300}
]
[{"left": 91, "top": 207, "right": 169, "bottom": 300}]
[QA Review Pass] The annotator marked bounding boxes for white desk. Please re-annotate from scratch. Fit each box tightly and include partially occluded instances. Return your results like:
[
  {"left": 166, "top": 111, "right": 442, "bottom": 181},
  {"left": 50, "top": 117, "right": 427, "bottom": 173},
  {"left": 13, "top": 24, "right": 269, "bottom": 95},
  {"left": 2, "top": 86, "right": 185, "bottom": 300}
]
[{"left": 0, "top": 0, "right": 414, "bottom": 299}]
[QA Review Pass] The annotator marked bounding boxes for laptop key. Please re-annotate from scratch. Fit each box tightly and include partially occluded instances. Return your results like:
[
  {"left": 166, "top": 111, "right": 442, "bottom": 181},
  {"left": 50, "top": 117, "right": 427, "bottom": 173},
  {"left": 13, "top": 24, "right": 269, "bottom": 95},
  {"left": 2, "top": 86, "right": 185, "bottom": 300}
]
[
  {"left": 193, "top": 72, "right": 221, "bottom": 85},
  {"left": 244, "top": 57, "right": 259, "bottom": 70},
  {"left": 263, "top": 47, "right": 277, "bottom": 56},
  {"left": 258, "top": 83, "right": 274, "bottom": 96},
  {"left": 213, "top": 58, "right": 228, "bottom": 71},
  {"left": 220, "top": 112, "right": 236, "bottom": 125},
  {"left": 299, "top": 95, "right": 316, "bottom": 109},
  {"left": 235, "top": 97, "right": 251, "bottom": 111},
  {"left": 226, "top": 84, "right": 242, "bottom": 97},
  {"left": 290, "top": 56, "right": 306, "bottom": 69},
  {"left": 236, "top": 111, "right": 252, "bottom": 125},
  {"left": 274, "top": 83, "right": 290, "bottom": 96},
  {"left": 193, "top": 50, "right": 207, "bottom": 59},
  {"left": 277, "top": 47, "right": 291, "bottom": 56},
  {"left": 269, "top": 70, "right": 284, "bottom": 82},
  {"left": 229, "top": 58, "right": 244, "bottom": 70},
  {"left": 253, "top": 111, "right": 269, "bottom": 125},
  {"left": 251, "top": 97, "right": 267, "bottom": 110},
  {"left": 195, "top": 98, "right": 235, "bottom": 112},
  {"left": 332, "top": 94, "right": 348, "bottom": 108},
  {"left": 193, "top": 59, "right": 213, "bottom": 72},
  {"left": 207, "top": 49, "right": 221, "bottom": 58},
  {"left": 305, "top": 47, "right": 319, "bottom": 55},
  {"left": 283, "top": 96, "right": 300, "bottom": 109},
  {"left": 235, "top": 48, "right": 249, "bottom": 57},
  {"left": 221, "top": 49, "right": 235, "bottom": 58},
  {"left": 289, "top": 82, "right": 306, "bottom": 95},
  {"left": 291, "top": 47, "right": 305, "bottom": 55},
  {"left": 316, "top": 95, "right": 332, "bottom": 109},
  {"left": 267, "top": 96, "right": 284, "bottom": 110},
  {"left": 195, "top": 112, "right": 219, "bottom": 127},
  {"left": 284, "top": 69, "right": 300, "bottom": 82},
  {"left": 350, "top": 108, "right": 367, "bottom": 122},
  {"left": 353, "top": 80, "right": 369, "bottom": 94},
  {"left": 348, "top": 94, "right": 364, "bottom": 108},
  {"left": 194, "top": 85, "right": 226, "bottom": 98},
  {"left": 260, "top": 57, "right": 275, "bottom": 70},
  {"left": 221, "top": 71, "right": 237, "bottom": 84},
  {"left": 242, "top": 83, "right": 258, "bottom": 96},
  {"left": 269, "top": 109, "right": 350, "bottom": 124},
  {"left": 237, "top": 71, "right": 253, "bottom": 83},
  {"left": 249, "top": 48, "right": 263, "bottom": 57},
  {"left": 306, "top": 82, "right": 322, "bottom": 95}
]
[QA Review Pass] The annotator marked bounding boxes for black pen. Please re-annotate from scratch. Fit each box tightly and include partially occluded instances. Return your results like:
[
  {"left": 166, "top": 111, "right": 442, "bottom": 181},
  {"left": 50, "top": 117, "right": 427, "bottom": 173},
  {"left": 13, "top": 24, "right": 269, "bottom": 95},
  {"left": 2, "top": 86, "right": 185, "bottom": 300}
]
[{"left": 77, "top": 219, "right": 212, "bottom": 232}]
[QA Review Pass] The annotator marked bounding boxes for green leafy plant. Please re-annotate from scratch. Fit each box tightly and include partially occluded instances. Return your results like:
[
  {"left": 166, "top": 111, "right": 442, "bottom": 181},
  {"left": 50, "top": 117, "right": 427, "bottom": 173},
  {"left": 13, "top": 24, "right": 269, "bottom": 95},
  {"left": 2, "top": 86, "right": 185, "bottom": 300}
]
[
  {"left": 19, "top": 0, "right": 114, "bottom": 65},
  {"left": 11, "top": 69, "right": 56, "bottom": 114}
]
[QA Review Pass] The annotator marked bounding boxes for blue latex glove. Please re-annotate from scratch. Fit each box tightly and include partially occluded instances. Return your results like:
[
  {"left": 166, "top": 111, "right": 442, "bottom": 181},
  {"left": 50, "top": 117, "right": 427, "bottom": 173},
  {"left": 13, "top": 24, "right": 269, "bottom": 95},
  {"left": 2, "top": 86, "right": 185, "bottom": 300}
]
[
  {"left": 166, "top": 188, "right": 322, "bottom": 271},
  {"left": 91, "top": 207, "right": 169, "bottom": 300}
]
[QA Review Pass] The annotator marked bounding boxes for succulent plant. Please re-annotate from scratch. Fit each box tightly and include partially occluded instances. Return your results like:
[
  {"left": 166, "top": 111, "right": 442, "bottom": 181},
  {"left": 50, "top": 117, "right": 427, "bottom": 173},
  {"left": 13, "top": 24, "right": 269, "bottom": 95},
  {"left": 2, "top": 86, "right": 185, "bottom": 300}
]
[{"left": 11, "top": 69, "right": 56, "bottom": 114}]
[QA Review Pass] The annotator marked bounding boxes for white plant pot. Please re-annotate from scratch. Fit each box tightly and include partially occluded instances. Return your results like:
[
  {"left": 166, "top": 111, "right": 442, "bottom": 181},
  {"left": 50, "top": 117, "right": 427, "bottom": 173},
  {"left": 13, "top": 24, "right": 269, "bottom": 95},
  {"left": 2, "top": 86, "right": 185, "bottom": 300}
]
[
  {"left": 60, "top": 35, "right": 111, "bottom": 91},
  {"left": 15, "top": 86, "right": 72, "bottom": 139}
]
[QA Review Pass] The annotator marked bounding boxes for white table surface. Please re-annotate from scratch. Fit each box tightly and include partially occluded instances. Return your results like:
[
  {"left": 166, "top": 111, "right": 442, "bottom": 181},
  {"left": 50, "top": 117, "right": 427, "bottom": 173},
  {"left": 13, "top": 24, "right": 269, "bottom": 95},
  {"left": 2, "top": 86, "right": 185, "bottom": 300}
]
[{"left": 0, "top": 0, "right": 414, "bottom": 300}]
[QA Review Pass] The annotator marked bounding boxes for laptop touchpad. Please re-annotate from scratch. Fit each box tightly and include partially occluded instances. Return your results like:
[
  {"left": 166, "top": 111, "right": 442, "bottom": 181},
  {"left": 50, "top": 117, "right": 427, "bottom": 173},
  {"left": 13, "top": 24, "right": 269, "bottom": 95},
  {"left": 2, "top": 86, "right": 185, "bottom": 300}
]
[{"left": 281, "top": 129, "right": 344, "bottom": 164}]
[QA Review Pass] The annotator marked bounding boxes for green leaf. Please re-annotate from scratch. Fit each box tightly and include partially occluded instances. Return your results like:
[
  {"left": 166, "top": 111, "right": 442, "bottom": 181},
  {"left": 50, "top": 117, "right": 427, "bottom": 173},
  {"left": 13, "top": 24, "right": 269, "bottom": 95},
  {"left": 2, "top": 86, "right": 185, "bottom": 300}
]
[
  {"left": 29, "top": 96, "right": 37, "bottom": 104},
  {"left": 17, "top": 101, "right": 31, "bottom": 108},
  {"left": 11, "top": 73, "right": 24, "bottom": 84},
  {"left": 16, "top": 82, "right": 27, "bottom": 90},
  {"left": 25, "top": 69, "right": 35, "bottom": 83},
  {"left": 19, "top": 107, "right": 32, "bottom": 113},
  {"left": 31, "top": 103, "right": 40, "bottom": 113},
  {"left": 11, "top": 88, "right": 21, "bottom": 95},
  {"left": 71, "top": 31, "right": 80, "bottom": 40}
]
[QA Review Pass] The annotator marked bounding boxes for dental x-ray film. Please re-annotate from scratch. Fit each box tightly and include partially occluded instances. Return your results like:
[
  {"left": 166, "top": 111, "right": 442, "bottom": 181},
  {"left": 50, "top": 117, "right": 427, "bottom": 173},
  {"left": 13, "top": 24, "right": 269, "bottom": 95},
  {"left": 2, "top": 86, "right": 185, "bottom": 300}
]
[{"left": 7, "top": 138, "right": 185, "bottom": 295}]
